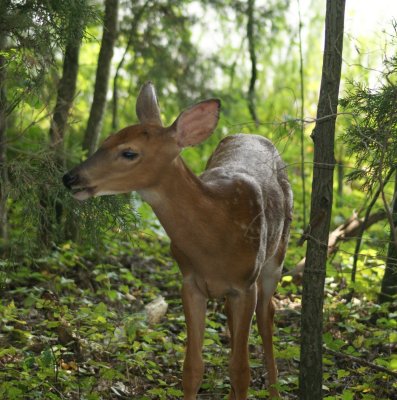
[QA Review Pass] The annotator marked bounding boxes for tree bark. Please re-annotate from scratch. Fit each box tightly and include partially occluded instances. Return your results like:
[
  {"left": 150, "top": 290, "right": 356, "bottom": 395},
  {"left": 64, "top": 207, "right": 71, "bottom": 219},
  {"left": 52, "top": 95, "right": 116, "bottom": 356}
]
[
  {"left": 299, "top": 1, "right": 346, "bottom": 399},
  {"left": 0, "top": 32, "right": 8, "bottom": 245},
  {"left": 39, "top": 23, "right": 83, "bottom": 248},
  {"left": 379, "top": 170, "right": 397, "bottom": 304},
  {"left": 49, "top": 36, "right": 82, "bottom": 163},
  {"left": 83, "top": 0, "right": 119, "bottom": 156}
]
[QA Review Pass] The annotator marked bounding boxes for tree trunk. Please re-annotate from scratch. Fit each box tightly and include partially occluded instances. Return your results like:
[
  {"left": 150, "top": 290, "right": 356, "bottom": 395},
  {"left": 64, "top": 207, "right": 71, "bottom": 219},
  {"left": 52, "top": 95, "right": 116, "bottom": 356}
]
[
  {"left": 298, "top": 0, "right": 307, "bottom": 227},
  {"left": 336, "top": 158, "right": 344, "bottom": 207},
  {"left": 0, "top": 32, "right": 8, "bottom": 245},
  {"left": 247, "top": 0, "right": 258, "bottom": 125},
  {"left": 41, "top": 31, "right": 82, "bottom": 248},
  {"left": 112, "top": 0, "right": 150, "bottom": 131},
  {"left": 299, "top": 1, "right": 345, "bottom": 399},
  {"left": 49, "top": 36, "right": 82, "bottom": 163},
  {"left": 379, "top": 170, "right": 397, "bottom": 304},
  {"left": 83, "top": 0, "right": 119, "bottom": 156}
]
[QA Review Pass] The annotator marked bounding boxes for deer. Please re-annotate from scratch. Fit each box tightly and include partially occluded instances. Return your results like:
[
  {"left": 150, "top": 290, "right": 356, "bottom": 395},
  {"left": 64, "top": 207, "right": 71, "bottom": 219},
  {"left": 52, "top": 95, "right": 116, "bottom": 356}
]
[{"left": 63, "top": 82, "right": 293, "bottom": 400}]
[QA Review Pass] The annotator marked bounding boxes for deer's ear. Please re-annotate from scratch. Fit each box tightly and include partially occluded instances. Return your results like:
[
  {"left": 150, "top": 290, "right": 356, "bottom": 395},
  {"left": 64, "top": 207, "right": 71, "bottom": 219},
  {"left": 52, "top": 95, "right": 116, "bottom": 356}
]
[
  {"left": 136, "top": 81, "right": 163, "bottom": 126},
  {"left": 171, "top": 99, "right": 221, "bottom": 147}
]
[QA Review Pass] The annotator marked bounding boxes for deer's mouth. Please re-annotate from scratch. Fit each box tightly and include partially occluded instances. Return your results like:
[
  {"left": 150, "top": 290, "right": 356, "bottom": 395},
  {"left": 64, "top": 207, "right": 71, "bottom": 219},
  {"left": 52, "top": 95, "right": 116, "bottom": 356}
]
[{"left": 71, "top": 186, "right": 96, "bottom": 201}]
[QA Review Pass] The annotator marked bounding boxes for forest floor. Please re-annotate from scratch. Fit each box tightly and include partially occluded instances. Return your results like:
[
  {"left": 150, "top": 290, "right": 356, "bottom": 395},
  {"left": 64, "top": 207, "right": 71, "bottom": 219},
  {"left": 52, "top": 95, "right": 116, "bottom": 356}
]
[{"left": 0, "top": 234, "right": 396, "bottom": 399}]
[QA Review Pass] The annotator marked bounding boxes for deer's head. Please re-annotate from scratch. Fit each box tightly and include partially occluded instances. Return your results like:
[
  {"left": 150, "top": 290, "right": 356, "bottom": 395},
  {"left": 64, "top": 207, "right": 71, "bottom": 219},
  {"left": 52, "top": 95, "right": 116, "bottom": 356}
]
[{"left": 63, "top": 82, "right": 220, "bottom": 200}]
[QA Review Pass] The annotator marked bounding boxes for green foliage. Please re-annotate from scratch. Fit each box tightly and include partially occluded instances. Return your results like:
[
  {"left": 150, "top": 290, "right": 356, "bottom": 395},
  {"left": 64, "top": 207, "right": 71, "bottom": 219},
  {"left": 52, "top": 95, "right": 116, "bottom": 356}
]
[
  {"left": 1, "top": 146, "right": 138, "bottom": 257},
  {"left": 1, "top": 0, "right": 98, "bottom": 105},
  {"left": 115, "top": 0, "right": 211, "bottom": 115},
  {"left": 1, "top": 236, "right": 396, "bottom": 399},
  {"left": 340, "top": 45, "right": 397, "bottom": 192},
  {"left": 1, "top": 0, "right": 97, "bottom": 47}
]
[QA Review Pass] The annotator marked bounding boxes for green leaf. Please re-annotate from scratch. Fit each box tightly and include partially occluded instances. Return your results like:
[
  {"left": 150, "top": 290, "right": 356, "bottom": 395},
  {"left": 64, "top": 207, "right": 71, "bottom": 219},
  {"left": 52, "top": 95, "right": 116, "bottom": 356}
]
[
  {"left": 337, "top": 369, "right": 350, "bottom": 379},
  {"left": 341, "top": 390, "right": 354, "bottom": 400},
  {"left": 167, "top": 387, "right": 184, "bottom": 396},
  {"left": 94, "top": 302, "right": 108, "bottom": 314}
]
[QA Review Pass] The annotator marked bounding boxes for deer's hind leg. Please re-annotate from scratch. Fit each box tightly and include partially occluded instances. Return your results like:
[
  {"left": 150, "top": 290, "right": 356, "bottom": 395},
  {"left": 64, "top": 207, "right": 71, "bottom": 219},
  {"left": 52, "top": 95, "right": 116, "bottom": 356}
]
[{"left": 255, "top": 251, "right": 284, "bottom": 399}]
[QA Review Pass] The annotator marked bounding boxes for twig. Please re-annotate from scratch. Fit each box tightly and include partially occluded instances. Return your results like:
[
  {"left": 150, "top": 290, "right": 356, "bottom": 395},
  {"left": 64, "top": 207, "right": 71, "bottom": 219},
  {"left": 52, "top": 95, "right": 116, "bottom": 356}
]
[
  {"left": 325, "top": 347, "right": 397, "bottom": 378},
  {"left": 226, "top": 111, "right": 355, "bottom": 129}
]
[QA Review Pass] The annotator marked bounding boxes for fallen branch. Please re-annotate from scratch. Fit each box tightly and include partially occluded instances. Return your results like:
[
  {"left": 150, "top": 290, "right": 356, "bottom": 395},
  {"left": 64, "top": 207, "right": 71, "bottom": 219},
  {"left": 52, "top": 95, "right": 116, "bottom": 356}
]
[
  {"left": 325, "top": 347, "right": 397, "bottom": 378},
  {"left": 286, "top": 210, "right": 387, "bottom": 281}
]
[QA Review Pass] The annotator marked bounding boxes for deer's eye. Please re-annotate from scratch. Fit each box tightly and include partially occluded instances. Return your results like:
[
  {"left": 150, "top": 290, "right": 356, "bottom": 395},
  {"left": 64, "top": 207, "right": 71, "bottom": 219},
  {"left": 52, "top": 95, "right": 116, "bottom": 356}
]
[{"left": 121, "top": 150, "right": 139, "bottom": 160}]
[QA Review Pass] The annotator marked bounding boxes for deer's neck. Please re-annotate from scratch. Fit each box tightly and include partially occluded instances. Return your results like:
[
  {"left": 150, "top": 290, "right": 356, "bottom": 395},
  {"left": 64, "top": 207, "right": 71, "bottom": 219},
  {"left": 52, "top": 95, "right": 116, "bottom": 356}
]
[{"left": 138, "top": 156, "right": 220, "bottom": 254}]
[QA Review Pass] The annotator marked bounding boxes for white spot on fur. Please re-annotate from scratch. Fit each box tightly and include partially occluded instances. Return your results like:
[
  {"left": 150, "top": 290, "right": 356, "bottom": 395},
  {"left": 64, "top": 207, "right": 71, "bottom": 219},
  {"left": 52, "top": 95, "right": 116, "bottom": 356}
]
[{"left": 95, "top": 190, "right": 121, "bottom": 196}]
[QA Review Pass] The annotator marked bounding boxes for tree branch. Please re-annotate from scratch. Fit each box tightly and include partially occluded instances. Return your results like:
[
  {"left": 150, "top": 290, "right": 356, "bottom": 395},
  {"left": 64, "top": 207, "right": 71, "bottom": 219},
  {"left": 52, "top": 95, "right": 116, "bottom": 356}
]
[
  {"left": 286, "top": 209, "right": 387, "bottom": 281},
  {"left": 325, "top": 347, "right": 397, "bottom": 379}
]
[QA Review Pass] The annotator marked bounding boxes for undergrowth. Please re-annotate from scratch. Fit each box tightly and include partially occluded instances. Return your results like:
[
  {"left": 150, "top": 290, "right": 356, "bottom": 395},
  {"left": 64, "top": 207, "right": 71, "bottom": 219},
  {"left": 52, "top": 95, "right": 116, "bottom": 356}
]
[{"left": 0, "top": 233, "right": 396, "bottom": 399}]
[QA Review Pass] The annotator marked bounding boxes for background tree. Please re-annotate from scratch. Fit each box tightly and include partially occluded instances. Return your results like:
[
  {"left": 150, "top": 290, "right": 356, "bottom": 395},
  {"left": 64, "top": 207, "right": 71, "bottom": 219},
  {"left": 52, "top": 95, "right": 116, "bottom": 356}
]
[
  {"left": 112, "top": 0, "right": 150, "bottom": 131},
  {"left": 381, "top": 172, "right": 397, "bottom": 304},
  {"left": 247, "top": 0, "right": 258, "bottom": 125},
  {"left": 0, "top": 31, "right": 8, "bottom": 243},
  {"left": 49, "top": 19, "right": 85, "bottom": 161},
  {"left": 83, "top": 0, "right": 119, "bottom": 156},
  {"left": 0, "top": 0, "right": 94, "bottom": 247},
  {"left": 299, "top": 1, "right": 346, "bottom": 399}
]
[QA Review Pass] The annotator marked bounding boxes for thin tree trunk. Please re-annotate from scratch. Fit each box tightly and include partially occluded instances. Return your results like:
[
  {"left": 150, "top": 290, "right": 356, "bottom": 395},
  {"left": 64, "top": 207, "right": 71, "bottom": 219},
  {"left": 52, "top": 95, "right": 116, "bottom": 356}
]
[
  {"left": 0, "top": 32, "right": 8, "bottom": 245},
  {"left": 83, "top": 0, "right": 119, "bottom": 155},
  {"left": 336, "top": 145, "right": 344, "bottom": 207},
  {"left": 351, "top": 168, "right": 394, "bottom": 286},
  {"left": 299, "top": 1, "right": 345, "bottom": 399},
  {"left": 41, "top": 32, "right": 82, "bottom": 247},
  {"left": 379, "top": 169, "right": 397, "bottom": 304},
  {"left": 112, "top": 36, "right": 131, "bottom": 131},
  {"left": 298, "top": 0, "right": 307, "bottom": 228},
  {"left": 247, "top": 0, "right": 258, "bottom": 125},
  {"left": 336, "top": 159, "right": 343, "bottom": 206},
  {"left": 112, "top": 0, "right": 150, "bottom": 131},
  {"left": 49, "top": 37, "right": 82, "bottom": 163}
]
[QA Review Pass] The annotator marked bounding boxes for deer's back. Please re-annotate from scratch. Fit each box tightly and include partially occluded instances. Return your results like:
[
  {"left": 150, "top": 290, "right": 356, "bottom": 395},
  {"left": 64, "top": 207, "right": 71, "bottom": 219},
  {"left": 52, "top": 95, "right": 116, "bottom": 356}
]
[
  {"left": 201, "top": 134, "right": 292, "bottom": 262},
  {"left": 205, "top": 134, "right": 285, "bottom": 181}
]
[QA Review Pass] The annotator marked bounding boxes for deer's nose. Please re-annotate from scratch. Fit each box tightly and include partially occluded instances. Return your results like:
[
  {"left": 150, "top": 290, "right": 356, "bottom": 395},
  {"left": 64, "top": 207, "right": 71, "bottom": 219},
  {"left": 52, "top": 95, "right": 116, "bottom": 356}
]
[{"left": 62, "top": 172, "right": 79, "bottom": 189}]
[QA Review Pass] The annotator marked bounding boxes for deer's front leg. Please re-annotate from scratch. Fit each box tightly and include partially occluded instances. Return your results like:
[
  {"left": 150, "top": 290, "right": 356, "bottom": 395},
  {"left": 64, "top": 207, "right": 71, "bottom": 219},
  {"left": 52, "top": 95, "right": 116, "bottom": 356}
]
[
  {"left": 227, "top": 285, "right": 257, "bottom": 400},
  {"left": 181, "top": 277, "right": 207, "bottom": 400}
]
